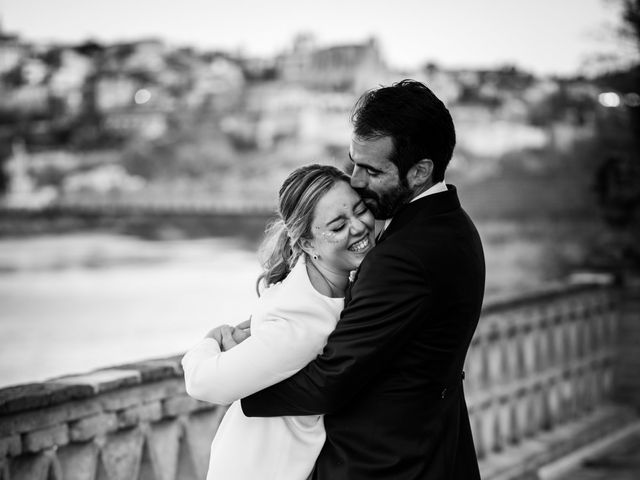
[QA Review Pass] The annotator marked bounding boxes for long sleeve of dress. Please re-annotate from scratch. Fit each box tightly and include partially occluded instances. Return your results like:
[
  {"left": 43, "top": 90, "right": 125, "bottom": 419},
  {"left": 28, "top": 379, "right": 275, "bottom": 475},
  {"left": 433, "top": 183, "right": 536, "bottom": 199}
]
[
  {"left": 182, "top": 263, "right": 342, "bottom": 406},
  {"left": 182, "top": 315, "right": 326, "bottom": 405}
]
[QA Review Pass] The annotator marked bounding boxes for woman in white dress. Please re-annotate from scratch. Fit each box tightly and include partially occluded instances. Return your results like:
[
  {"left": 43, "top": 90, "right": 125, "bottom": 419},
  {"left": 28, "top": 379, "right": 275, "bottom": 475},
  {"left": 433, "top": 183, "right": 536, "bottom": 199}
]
[{"left": 182, "top": 164, "right": 376, "bottom": 480}]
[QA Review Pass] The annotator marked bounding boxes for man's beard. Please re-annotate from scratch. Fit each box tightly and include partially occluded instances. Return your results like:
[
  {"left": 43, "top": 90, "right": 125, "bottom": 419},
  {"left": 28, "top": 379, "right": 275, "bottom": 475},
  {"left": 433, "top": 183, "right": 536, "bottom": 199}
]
[{"left": 355, "top": 179, "right": 413, "bottom": 220}]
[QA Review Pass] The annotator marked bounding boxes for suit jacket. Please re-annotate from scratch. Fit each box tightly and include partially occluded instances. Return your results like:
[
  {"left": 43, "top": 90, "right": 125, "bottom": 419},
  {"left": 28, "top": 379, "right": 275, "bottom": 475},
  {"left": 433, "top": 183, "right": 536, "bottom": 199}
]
[{"left": 242, "top": 185, "right": 485, "bottom": 480}]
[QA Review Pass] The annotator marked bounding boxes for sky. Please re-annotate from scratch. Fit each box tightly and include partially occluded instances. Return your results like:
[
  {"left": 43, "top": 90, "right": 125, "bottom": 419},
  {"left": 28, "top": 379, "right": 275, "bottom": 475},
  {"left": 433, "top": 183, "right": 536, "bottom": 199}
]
[{"left": 0, "top": 0, "right": 629, "bottom": 76}]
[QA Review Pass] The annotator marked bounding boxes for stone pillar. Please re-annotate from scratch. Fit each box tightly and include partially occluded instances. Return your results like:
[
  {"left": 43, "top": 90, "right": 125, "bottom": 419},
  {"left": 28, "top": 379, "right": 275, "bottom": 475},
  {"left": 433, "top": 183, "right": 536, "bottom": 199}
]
[{"left": 614, "top": 274, "right": 640, "bottom": 409}]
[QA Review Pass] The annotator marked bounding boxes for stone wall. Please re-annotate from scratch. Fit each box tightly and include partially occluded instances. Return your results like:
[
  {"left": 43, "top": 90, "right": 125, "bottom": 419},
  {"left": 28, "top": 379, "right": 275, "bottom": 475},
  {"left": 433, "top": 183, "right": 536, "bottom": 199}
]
[
  {"left": 0, "top": 282, "right": 637, "bottom": 480},
  {"left": 0, "top": 359, "right": 226, "bottom": 480}
]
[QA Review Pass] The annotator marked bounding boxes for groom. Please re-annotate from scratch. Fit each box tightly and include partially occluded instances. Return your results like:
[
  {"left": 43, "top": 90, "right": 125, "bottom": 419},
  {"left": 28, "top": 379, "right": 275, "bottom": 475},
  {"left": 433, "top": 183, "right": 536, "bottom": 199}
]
[{"left": 242, "top": 79, "right": 485, "bottom": 479}]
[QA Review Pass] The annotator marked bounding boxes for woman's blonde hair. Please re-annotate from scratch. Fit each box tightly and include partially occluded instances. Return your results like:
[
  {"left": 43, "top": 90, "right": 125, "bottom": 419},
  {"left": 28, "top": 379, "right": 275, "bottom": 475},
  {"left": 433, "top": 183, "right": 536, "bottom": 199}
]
[{"left": 257, "top": 164, "right": 350, "bottom": 293}]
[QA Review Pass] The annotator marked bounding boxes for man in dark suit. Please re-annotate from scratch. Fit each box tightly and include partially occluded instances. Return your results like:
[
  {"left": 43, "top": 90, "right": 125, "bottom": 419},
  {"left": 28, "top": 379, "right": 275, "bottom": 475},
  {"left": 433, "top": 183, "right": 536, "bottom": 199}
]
[{"left": 241, "top": 79, "right": 485, "bottom": 479}]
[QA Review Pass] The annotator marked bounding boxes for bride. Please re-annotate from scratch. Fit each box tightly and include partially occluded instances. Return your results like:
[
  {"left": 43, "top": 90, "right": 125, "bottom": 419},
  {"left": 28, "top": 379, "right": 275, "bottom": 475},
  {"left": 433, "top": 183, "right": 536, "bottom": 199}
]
[{"left": 182, "top": 164, "right": 375, "bottom": 479}]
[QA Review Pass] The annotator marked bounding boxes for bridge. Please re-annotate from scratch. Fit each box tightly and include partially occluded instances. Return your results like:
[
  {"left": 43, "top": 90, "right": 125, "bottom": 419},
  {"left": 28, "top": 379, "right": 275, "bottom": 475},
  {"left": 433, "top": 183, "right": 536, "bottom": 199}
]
[
  {"left": 0, "top": 202, "right": 277, "bottom": 240},
  {"left": 0, "top": 278, "right": 639, "bottom": 479}
]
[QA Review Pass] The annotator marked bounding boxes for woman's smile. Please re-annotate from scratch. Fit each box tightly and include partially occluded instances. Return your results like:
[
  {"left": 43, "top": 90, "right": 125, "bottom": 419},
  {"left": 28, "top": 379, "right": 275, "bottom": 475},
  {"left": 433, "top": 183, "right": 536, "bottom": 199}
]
[{"left": 348, "top": 236, "right": 371, "bottom": 253}]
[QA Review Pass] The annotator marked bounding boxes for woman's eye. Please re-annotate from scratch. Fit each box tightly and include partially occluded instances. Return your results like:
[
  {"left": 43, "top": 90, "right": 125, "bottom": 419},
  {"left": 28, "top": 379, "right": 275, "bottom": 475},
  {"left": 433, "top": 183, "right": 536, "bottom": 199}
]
[{"left": 331, "top": 224, "right": 346, "bottom": 232}]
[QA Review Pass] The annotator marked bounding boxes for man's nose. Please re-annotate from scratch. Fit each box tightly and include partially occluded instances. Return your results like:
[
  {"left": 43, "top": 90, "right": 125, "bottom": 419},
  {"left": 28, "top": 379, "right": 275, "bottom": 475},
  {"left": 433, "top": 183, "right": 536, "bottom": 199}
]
[{"left": 350, "top": 165, "right": 366, "bottom": 189}]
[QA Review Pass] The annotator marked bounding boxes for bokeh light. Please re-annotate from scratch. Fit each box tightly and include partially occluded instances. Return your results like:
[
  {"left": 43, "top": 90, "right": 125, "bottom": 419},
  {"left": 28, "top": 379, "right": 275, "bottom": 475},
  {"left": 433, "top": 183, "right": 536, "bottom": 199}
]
[
  {"left": 598, "top": 92, "right": 621, "bottom": 108},
  {"left": 134, "top": 88, "right": 152, "bottom": 104},
  {"left": 624, "top": 92, "right": 640, "bottom": 107}
]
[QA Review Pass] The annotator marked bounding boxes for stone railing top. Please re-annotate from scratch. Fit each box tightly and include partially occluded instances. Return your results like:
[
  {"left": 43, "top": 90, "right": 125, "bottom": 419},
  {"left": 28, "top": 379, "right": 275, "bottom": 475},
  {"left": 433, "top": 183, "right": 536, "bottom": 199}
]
[
  {"left": 481, "top": 279, "right": 617, "bottom": 315},
  {"left": 0, "top": 280, "right": 619, "bottom": 418},
  {"left": 0, "top": 355, "right": 185, "bottom": 418}
]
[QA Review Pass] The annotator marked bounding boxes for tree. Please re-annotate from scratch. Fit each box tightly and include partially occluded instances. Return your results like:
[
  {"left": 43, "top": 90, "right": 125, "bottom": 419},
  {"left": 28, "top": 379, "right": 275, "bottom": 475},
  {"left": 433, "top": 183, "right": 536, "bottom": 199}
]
[
  {"left": 620, "top": 0, "right": 640, "bottom": 52},
  {"left": 574, "top": 2, "right": 640, "bottom": 274}
]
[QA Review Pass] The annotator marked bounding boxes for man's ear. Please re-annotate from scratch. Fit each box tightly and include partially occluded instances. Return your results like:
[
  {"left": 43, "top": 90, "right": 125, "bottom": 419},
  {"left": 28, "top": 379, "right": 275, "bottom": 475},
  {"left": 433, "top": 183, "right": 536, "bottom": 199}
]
[{"left": 407, "top": 159, "right": 434, "bottom": 189}]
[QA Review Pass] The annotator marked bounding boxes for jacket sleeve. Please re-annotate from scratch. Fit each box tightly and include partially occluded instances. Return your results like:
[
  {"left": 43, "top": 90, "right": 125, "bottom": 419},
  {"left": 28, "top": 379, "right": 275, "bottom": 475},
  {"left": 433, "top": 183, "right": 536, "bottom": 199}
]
[
  {"left": 182, "top": 308, "right": 328, "bottom": 406},
  {"left": 241, "top": 245, "right": 430, "bottom": 416}
]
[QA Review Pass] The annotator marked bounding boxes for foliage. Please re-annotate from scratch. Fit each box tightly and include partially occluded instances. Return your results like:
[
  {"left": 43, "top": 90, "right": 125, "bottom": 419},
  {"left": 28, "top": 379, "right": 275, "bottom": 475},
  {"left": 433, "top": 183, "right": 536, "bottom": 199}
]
[
  {"left": 527, "top": 84, "right": 596, "bottom": 126},
  {"left": 621, "top": 0, "right": 640, "bottom": 52},
  {"left": 1, "top": 66, "right": 26, "bottom": 88}
]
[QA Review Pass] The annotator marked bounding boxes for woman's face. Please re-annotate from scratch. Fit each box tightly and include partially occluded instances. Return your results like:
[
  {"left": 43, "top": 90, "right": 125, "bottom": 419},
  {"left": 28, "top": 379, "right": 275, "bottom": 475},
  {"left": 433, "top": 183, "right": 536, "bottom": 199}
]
[{"left": 304, "top": 181, "right": 375, "bottom": 274}]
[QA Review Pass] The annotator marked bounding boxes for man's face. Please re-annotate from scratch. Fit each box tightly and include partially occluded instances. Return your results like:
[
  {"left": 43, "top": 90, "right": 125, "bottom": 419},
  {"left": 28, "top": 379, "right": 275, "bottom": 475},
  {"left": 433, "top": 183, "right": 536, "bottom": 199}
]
[{"left": 348, "top": 135, "right": 412, "bottom": 220}]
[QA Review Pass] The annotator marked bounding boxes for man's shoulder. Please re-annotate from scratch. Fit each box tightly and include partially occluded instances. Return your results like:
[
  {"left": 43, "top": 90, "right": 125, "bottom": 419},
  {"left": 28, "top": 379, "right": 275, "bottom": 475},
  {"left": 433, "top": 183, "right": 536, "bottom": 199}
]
[
  {"left": 365, "top": 208, "right": 482, "bottom": 268},
  {"left": 391, "top": 203, "right": 479, "bottom": 240}
]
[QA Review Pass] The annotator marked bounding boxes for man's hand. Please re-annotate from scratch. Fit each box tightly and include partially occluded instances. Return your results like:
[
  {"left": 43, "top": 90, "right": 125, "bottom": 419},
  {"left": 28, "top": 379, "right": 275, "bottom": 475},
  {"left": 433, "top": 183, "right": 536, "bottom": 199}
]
[{"left": 205, "top": 319, "right": 251, "bottom": 351}]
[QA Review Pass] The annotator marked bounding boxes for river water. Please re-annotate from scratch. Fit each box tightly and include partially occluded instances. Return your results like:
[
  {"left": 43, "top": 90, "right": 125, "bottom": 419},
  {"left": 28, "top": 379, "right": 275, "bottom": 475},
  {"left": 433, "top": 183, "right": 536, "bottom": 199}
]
[
  {"left": 0, "top": 219, "right": 598, "bottom": 388},
  {"left": 0, "top": 234, "right": 261, "bottom": 387}
]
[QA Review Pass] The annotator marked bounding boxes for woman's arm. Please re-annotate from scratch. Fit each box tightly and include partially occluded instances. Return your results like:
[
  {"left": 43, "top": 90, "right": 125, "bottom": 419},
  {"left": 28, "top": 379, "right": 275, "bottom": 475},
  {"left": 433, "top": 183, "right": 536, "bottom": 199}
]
[{"left": 182, "top": 313, "right": 327, "bottom": 406}]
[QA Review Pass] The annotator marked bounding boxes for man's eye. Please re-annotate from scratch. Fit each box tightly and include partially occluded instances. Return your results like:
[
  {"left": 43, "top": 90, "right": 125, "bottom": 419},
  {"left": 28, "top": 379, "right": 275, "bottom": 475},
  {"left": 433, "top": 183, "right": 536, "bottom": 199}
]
[{"left": 366, "top": 169, "right": 378, "bottom": 176}]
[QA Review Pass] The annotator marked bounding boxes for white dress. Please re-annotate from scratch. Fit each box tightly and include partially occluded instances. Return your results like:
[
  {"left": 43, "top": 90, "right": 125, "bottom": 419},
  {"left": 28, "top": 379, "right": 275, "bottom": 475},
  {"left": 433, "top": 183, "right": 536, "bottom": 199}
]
[{"left": 181, "top": 259, "right": 343, "bottom": 480}]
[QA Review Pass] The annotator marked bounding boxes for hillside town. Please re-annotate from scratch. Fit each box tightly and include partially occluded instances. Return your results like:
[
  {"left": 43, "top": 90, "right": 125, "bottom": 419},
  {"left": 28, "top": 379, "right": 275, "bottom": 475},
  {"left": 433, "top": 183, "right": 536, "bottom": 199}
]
[{"left": 0, "top": 27, "right": 634, "bottom": 209}]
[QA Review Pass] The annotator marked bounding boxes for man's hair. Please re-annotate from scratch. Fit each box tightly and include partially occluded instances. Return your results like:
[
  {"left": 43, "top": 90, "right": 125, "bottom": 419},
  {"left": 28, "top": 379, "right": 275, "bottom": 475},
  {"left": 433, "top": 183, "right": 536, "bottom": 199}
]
[{"left": 350, "top": 79, "right": 456, "bottom": 182}]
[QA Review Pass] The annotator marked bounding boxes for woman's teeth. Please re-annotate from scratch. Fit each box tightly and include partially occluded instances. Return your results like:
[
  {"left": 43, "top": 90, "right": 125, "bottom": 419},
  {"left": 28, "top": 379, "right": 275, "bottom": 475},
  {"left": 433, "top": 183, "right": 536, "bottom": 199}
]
[{"left": 349, "top": 237, "right": 370, "bottom": 253}]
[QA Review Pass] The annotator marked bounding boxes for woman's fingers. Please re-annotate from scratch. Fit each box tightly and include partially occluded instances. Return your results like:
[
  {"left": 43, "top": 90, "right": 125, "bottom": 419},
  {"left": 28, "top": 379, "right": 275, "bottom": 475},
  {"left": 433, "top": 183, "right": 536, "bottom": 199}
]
[
  {"left": 204, "top": 323, "right": 250, "bottom": 351},
  {"left": 232, "top": 326, "right": 250, "bottom": 345},
  {"left": 235, "top": 318, "right": 251, "bottom": 330},
  {"left": 205, "top": 326, "right": 225, "bottom": 344},
  {"left": 220, "top": 325, "right": 238, "bottom": 351}
]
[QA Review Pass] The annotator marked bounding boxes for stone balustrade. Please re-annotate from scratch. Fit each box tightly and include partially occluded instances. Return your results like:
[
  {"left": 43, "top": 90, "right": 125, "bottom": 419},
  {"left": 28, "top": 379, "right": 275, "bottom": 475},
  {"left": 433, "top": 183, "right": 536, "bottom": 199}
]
[
  {"left": 0, "top": 358, "right": 226, "bottom": 480},
  {"left": 466, "top": 283, "right": 636, "bottom": 479},
  {"left": 0, "top": 282, "right": 637, "bottom": 480}
]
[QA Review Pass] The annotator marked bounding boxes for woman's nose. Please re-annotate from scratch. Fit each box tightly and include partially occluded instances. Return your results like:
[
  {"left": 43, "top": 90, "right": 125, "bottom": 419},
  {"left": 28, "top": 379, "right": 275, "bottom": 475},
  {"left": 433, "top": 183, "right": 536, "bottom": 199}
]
[{"left": 349, "top": 217, "right": 367, "bottom": 234}]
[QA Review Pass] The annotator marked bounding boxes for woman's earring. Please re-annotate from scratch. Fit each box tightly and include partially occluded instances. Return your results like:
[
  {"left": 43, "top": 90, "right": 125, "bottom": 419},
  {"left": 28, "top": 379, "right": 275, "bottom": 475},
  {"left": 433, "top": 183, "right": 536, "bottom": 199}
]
[{"left": 312, "top": 254, "right": 318, "bottom": 260}]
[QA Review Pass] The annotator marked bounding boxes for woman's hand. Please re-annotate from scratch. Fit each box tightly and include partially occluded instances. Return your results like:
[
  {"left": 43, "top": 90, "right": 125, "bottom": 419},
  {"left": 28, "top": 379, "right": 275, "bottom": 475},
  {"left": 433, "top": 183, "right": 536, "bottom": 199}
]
[
  {"left": 233, "top": 319, "right": 251, "bottom": 344},
  {"left": 205, "top": 319, "right": 251, "bottom": 351}
]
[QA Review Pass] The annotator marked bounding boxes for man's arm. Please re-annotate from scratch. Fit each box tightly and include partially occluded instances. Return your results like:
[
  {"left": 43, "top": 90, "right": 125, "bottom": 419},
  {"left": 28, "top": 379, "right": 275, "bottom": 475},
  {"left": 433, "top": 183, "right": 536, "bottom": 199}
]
[{"left": 241, "top": 245, "right": 430, "bottom": 416}]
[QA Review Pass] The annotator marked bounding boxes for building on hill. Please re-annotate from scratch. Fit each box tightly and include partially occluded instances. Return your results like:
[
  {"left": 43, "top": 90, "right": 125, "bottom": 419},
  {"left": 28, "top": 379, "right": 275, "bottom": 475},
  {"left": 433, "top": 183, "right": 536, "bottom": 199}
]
[
  {"left": 185, "top": 53, "right": 245, "bottom": 112},
  {"left": 102, "top": 107, "right": 169, "bottom": 140},
  {"left": 0, "top": 22, "right": 24, "bottom": 75},
  {"left": 400, "top": 64, "right": 463, "bottom": 105},
  {"left": 277, "top": 34, "right": 390, "bottom": 92},
  {"left": 49, "top": 48, "right": 94, "bottom": 115},
  {"left": 106, "top": 39, "right": 168, "bottom": 74},
  {"left": 94, "top": 75, "right": 139, "bottom": 111},
  {"left": 1, "top": 140, "right": 57, "bottom": 208}
]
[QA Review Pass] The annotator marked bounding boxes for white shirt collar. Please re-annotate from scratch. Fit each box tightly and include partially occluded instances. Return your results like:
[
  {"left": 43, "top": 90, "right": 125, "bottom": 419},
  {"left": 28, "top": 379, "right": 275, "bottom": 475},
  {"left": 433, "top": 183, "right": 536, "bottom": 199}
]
[
  {"left": 382, "top": 181, "right": 447, "bottom": 231},
  {"left": 409, "top": 181, "right": 448, "bottom": 203}
]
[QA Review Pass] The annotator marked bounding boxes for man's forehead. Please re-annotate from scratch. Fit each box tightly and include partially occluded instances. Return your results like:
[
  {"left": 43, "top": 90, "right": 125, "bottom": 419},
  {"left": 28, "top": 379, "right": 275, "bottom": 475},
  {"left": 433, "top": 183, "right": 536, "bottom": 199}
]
[
  {"left": 350, "top": 134, "right": 393, "bottom": 148},
  {"left": 349, "top": 135, "right": 394, "bottom": 165}
]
